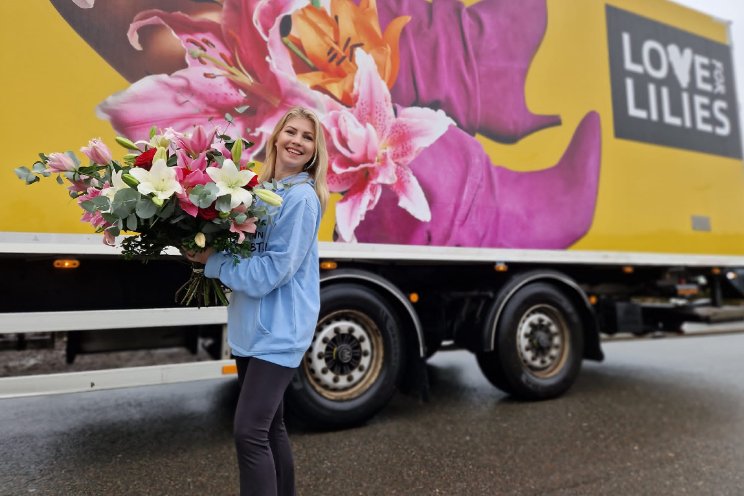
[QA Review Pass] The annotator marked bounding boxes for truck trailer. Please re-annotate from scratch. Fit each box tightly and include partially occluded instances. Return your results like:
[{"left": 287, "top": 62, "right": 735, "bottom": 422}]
[{"left": 2, "top": 0, "right": 744, "bottom": 428}]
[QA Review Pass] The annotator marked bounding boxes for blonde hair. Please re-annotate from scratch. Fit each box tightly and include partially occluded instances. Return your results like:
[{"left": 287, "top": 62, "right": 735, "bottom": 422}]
[{"left": 259, "top": 107, "right": 329, "bottom": 213}]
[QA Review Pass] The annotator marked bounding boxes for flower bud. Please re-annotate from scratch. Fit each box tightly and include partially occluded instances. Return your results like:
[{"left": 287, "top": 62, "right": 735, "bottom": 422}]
[
  {"left": 46, "top": 152, "right": 77, "bottom": 172},
  {"left": 231, "top": 138, "right": 243, "bottom": 164},
  {"left": 254, "top": 188, "right": 283, "bottom": 206},
  {"left": 121, "top": 173, "right": 140, "bottom": 188},
  {"left": 194, "top": 232, "right": 206, "bottom": 248},
  {"left": 153, "top": 146, "right": 168, "bottom": 163},
  {"left": 115, "top": 136, "right": 140, "bottom": 150},
  {"left": 150, "top": 135, "right": 171, "bottom": 149},
  {"left": 81, "top": 138, "right": 112, "bottom": 165},
  {"left": 218, "top": 211, "right": 231, "bottom": 219}
]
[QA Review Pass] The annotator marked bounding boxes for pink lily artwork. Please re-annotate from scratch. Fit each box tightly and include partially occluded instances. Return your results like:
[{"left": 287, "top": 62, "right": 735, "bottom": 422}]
[
  {"left": 97, "top": 0, "right": 337, "bottom": 158},
  {"left": 323, "top": 50, "right": 454, "bottom": 242},
  {"left": 60, "top": 0, "right": 602, "bottom": 250}
]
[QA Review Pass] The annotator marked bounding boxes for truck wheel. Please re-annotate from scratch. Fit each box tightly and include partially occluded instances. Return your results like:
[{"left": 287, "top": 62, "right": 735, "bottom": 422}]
[
  {"left": 476, "top": 282, "right": 584, "bottom": 400},
  {"left": 286, "top": 283, "right": 403, "bottom": 429}
]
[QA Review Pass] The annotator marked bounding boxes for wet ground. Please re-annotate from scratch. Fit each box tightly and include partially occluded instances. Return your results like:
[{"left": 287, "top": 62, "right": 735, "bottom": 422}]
[{"left": 1, "top": 333, "right": 743, "bottom": 495}]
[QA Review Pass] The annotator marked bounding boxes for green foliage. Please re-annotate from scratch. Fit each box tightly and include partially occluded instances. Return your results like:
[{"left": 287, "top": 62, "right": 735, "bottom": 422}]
[
  {"left": 14, "top": 166, "right": 39, "bottom": 185},
  {"left": 190, "top": 183, "right": 219, "bottom": 208},
  {"left": 134, "top": 197, "right": 157, "bottom": 220},
  {"left": 216, "top": 195, "right": 233, "bottom": 212},
  {"left": 111, "top": 188, "right": 140, "bottom": 218}
]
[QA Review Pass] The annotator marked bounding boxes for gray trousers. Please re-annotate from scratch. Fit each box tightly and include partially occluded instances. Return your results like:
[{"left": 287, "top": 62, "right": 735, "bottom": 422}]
[{"left": 235, "top": 356, "right": 297, "bottom": 496}]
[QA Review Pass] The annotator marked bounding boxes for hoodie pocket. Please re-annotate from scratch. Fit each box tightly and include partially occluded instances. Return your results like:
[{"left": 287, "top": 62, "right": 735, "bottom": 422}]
[{"left": 257, "top": 283, "right": 296, "bottom": 335}]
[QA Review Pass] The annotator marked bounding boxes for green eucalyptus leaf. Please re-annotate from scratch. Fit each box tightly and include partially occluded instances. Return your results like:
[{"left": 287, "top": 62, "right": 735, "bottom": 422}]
[
  {"left": 91, "top": 195, "right": 111, "bottom": 210},
  {"left": 105, "top": 225, "right": 121, "bottom": 237},
  {"left": 135, "top": 197, "right": 158, "bottom": 219},
  {"left": 189, "top": 183, "right": 219, "bottom": 209},
  {"left": 102, "top": 212, "right": 119, "bottom": 224},
  {"left": 216, "top": 195, "right": 232, "bottom": 212},
  {"left": 167, "top": 154, "right": 178, "bottom": 167},
  {"left": 56, "top": 175, "right": 64, "bottom": 185},
  {"left": 80, "top": 200, "right": 97, "bottom": 213},
  {"left": 111, "top": 188, "right": 139, "bottom": 217},
  {"left": 126, "top": 213, "right": 138, "bottom": 231},
  {"left": 14, "top": 166, "right": 38, "bottom": 184},
  {"left": 31, "top": 162, "right": 47, "bottom": 174}
]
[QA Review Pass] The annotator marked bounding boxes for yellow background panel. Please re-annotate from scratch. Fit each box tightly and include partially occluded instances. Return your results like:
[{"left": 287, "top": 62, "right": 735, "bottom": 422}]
[{"left": 3, "top": 1, "right": 744, "bottom": 254}]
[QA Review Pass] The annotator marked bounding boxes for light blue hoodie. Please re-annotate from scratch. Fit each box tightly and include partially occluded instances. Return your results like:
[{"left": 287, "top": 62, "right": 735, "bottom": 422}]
[{"left": 204, "top": 172, "right": 321, "bottom": 368}]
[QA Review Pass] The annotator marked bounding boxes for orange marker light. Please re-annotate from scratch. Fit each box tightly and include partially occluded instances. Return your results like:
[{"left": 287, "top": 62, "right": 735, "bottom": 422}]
[
  {"left": 53, "top": 259, "right": 80, "bottom": 269},
  {"left": 494, "top": 263, "right": 508, "bottom": 272},
  {"left": 222, "top": 364, "right": 238, "bottom": 375},
  {"left": 409, "top": 292, "right": 420, "bottom": 303},
  {"left": 320, "top": 261, "right": 338, "bottom": 270},
  {"left": 622, "top": 266, "right": 634, "bottom": 274}
]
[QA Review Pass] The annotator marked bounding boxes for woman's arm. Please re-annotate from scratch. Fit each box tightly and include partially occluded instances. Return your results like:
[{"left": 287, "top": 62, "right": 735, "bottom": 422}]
[{"left": 204, "top": 187, "right": 319, "bottom": 298}]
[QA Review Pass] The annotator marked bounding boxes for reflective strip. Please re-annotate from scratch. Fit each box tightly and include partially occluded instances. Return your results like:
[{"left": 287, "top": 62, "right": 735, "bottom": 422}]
[
  {"left": 0, "top": 307, "right": 227, "bottom": 334},
  {"left": 0, "top": 360, "right": 236, "bottom": 398}
]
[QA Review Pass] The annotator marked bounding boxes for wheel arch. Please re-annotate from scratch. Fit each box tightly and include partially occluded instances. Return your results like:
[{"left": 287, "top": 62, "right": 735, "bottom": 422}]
[
  {"left": 482, "top": 270, "right": 603, "bottom": 361},
  {"left": 320, "top": 268, "right": 426, "bottom": 358}
]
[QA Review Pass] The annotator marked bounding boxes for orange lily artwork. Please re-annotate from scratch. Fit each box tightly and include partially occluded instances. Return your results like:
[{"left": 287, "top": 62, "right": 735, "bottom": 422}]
[{"left": 283, "top": 0, "right": 410, "bottom": 106}]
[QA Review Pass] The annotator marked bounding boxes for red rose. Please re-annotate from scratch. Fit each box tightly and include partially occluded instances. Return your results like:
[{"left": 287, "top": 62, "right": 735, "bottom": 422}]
[
  {"left": 244, "top": 175, "right": 259, "bottom": 190},
  {"left": 134, "top": 148, "right": 157, "bottom": 170},
  {"left": 198, "top": 205, "right": 219, "bottom": 221}
]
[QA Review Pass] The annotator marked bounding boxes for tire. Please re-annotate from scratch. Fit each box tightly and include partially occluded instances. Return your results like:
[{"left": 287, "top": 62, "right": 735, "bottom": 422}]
[
  {"left": 476, "top": 282, "right": 584, "bottom": 400},
  {"left": 286, "top": 283, "right": 404, "bottom": 429}
]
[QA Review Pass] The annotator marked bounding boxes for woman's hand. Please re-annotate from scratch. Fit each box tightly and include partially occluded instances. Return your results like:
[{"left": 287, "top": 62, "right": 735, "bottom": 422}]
[{"left": 181, "top": 247, "right": 215, "bottom": 265}]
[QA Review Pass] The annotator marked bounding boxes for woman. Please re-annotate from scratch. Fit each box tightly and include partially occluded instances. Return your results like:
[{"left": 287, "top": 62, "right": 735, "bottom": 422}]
[{"left": 184, "top": 106, "right": 329, "bottom": 496}]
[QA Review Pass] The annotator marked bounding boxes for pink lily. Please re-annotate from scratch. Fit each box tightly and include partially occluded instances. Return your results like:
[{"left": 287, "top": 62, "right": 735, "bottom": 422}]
[
  {"left": 176, "top": 169, "right": 212, "bottom": 217},
  {"left": 77, "top": 185, "right": 109, "bottom": 229},
  {"left": 46, "top": 152, "right": 77, "bottom": 173},
  {"left": 97, "top": 0, "right": 334, "bottom": 157},
  {"left": 176, "top": 125, "right": 216, "bottom": 158},
  {"left": 229, "top": 205, "right": 258, "bottom": 244},
  {"left": 80, "top": 138, "right": 112, "bottom": 165},
  {"left": 175, "top": 150, "right": 208, "bottom": 182},
  {"left": 324, "top": 49, "right": 454, "bottom": 241}
]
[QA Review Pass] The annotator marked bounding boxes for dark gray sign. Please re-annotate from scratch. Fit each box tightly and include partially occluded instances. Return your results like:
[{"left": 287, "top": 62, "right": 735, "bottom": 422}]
[{"left": 606, "top": 5, "right": 742, "bottom": 158}]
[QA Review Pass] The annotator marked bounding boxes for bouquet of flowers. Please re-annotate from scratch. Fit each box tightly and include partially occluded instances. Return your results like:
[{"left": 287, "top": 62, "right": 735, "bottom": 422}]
[{"left": 14, "top": 126, "right": 283, "bottom": 306}]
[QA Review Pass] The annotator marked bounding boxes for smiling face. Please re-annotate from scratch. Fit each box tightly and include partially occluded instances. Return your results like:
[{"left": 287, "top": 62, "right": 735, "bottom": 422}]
[{"left": 274, "top": 116, "right": 316, "bottom": 180}]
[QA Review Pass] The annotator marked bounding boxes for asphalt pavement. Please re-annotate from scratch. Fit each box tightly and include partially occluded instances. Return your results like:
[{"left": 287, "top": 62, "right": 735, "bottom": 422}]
[{"left": 1, "top": 333, "right": 743, "bottom": 495}]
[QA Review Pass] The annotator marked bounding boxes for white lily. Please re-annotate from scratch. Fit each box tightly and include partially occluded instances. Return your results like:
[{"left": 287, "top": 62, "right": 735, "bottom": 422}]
[
  {"left": 206, "top": 159, "right": 254, "bottom": 208},
  {"left": 129, "top": 158, "right": 183, "bottom": 200},
  {"left": 101, "top": 170, "right": 131, "bottom": 202}
]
